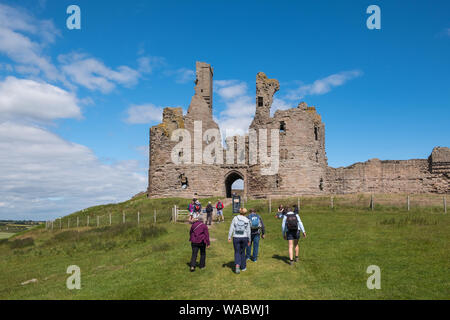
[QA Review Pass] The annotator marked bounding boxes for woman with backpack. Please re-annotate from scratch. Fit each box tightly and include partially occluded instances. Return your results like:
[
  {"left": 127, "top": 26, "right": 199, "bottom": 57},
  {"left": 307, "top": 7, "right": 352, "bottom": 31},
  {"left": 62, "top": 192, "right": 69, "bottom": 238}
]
[
  {"left": 282, "top": 207, "right": 307, "bottom": 265},
  {"left": 189, "top": 217, "right": 210, "bottom": 272},
  {"left": 246, "top": 208, "right": 265, "bottom": 262},
  {"left": 228, "top": 208, "right": 251, "bottom": 274},
  {"left": 205, "top": 202, "right": 213, "bottom": 225},
  {"left": 215, "top": 200, "right": 225, "bottom": 223}
]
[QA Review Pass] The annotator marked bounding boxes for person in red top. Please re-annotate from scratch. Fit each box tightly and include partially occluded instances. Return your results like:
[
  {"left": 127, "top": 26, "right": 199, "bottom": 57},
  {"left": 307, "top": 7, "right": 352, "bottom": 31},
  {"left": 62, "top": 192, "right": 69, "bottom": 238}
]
[
  {"left": 189, "top": 217, "right": 210, "bottom": 272},
  {"left": 215, "top": 200, "right": 225, "bottom": 223}
]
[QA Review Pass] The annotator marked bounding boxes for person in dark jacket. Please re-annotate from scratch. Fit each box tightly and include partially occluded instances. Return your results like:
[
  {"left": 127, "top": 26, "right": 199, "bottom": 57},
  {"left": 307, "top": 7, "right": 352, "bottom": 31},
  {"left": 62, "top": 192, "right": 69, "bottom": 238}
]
[
  {"left": 246, "top": 208, "right": 265, "bottom": 262},
  {"left": 189, "top": 217, "right": 210, "bottom": 272},
  {"left": 205, "top": 202, "right": 213, "bottom": 225}
]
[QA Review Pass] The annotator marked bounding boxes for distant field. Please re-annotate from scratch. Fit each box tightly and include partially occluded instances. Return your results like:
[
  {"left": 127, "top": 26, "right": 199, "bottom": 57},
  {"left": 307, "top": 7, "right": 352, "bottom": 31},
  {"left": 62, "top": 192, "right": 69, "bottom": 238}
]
[
  {"left": 0, "top": 194, "right": 448, "bottom": 299},
  {"left": 0, "top": 232, "right": 15, "bottom": 240}
]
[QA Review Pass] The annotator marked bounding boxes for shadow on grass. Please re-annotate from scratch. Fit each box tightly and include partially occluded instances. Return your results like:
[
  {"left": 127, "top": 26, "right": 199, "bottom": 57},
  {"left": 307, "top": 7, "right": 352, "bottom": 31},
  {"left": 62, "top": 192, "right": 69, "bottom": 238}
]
[
  {"left": 222, "top": 261, "right": 235, "bottom": 270},
  {"left": 272, "top": 254, "right": 291, "bottom": 265}
]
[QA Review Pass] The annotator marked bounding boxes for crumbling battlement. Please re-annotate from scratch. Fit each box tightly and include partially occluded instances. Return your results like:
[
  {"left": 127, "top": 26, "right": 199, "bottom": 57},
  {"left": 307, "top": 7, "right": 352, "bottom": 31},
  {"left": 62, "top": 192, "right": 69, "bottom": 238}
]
[
  {"left": 147, "top": 61, "right": 449, "bottom": 198},
  {"left": 429, "top": 147, "right": 450, "bottom": 174}
]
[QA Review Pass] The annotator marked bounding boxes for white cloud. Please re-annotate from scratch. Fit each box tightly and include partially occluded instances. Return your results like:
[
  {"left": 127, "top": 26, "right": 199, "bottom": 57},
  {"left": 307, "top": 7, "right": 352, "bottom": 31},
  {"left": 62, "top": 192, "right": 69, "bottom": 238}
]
[
  {"left": 0, "top": 76, "right": 81, "bottom": 122},
  {"left": 217, "top": 82, "right": 247, "bottom": 100},
  {"left": 0, "top": 4, "right": 61, "bottom": 81},
  {"left": 437, "top": 28, "right": 450, "bottom": 38},
  {"left": 286, "top": 70, "right": 362, "bottom": 100},
  {"left": 59, "top": 53, "right": 141, "bottom": 93},
  {"left": 164, "top": 68, "right": 195, "bottom": 84},
  {"left": 124, "top": 104, "right": 165, "bottom": 124},
  {"left": 0, "top": 122, "right": 146, "bottom": 220},
  {"left": 271, "top": 97, "right": 293, "bottom": 115},
  {"left": 215, "top": 80, "right": 255, "bottom": 137},
  {"left": 137, "top": 56, "right": 166, "bottom": 73}
]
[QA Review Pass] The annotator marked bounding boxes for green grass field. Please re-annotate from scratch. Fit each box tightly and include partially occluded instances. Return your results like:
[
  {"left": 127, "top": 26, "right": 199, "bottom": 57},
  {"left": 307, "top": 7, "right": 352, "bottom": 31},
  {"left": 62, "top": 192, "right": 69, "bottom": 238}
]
[
  {"left": 0, "top": 196, "right": 448, "bottom": 299},
  {"left": 0, "top": 232, "right": 15, "bottom": 240}
]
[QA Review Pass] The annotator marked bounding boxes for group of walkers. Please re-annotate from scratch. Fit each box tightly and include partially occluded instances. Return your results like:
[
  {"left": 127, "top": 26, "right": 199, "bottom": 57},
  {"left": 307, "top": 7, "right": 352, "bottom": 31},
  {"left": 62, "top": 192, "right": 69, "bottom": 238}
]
[
  {"left": 276, "top": 204, "right": 299, "bottom": 219},
  {"left": 188, "top": 200, "right": 306, "bottom": 273},
  {"left": 188, "top": 198, "right": 224, "bottom": 225}
]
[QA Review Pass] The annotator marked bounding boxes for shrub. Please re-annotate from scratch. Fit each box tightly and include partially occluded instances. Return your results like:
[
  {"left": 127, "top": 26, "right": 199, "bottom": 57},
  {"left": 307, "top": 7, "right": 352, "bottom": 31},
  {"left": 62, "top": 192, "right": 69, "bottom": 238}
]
[
  {"left": 138, "top": 225, "right": 167, "bottom": 242},
  {"left": 9, "top": 237, "right": 34, "bottom": 249}
]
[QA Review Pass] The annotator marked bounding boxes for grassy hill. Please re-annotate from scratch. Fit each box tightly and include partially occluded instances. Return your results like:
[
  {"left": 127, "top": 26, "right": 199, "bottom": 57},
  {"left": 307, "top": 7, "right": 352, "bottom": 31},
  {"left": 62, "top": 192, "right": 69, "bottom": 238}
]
[{"left": 0, "top": 194, "right": 448, "bottom": 299}]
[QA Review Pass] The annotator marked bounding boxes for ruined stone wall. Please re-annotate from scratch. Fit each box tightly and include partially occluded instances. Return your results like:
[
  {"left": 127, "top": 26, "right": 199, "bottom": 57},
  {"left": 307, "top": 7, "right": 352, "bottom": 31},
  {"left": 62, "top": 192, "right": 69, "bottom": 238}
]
[
  {"left": 247, "top": 73, "right": 328, "bottom": 198},
  {"left": 148, "top": 61, "right": 449, "bottom": 199},
  {"left": 148, "top": 62, "right": 226, "bottom": 198},
  {"left": 326, "top": 158, "right": 449, "bottom": 194}
]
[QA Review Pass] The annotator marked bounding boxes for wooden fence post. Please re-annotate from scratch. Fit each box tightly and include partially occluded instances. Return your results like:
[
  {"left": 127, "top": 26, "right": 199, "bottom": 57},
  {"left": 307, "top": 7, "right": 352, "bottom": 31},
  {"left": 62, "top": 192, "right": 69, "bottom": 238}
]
[
  {"left": 77, "top": 217, "right": 79, "bottom": 228},
  {"left": 370, "top": 194, "right": 374, "bottom": 211},
  {"left": 154, "top": 209, "right": 157, "bottom": 224},
  {"left": 444, "top": 196, "right": 447, "bottom": 214},
  {"left": 331, "top": 196, "right": 334, "bottom": 209},
  {"left": 269, "top": 197, "right": 271, "bottom": 215},
  {"left": 137, "top": 211, "right": 140, "bottom": 225},
  {"left": 51, "top": 221, "right": 54, "bottom": 230},
  {"left": 87, "top": 216, "right": 89, "bottom": 226},
  {"left": 407, "top": 195, "right": 410, "bottom": 211},
  {"left": 68, "top": 219, "right": 70, "bottom": 229},
  {"left": 109, "top": 213, "right": 112, "bottom": 225}
]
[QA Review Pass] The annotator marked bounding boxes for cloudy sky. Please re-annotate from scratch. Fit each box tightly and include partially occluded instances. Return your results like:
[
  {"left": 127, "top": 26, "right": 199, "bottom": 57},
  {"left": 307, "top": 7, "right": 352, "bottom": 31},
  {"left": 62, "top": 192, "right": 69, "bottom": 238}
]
[{"left": 0, "top": 0, "right": 449, "bottom": 220}]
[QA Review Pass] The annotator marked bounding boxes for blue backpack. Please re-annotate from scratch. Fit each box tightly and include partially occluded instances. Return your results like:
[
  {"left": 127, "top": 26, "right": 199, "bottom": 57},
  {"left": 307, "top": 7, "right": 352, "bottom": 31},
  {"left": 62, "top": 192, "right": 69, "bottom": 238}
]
[{"left": 249, "top": 213, "right": 260, "bottom": 230}]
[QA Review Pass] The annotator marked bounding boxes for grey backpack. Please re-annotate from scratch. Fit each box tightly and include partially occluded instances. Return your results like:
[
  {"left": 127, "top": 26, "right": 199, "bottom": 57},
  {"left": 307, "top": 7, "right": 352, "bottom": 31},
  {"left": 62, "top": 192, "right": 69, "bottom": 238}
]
[{"left": 234, "top": 217, "right": 248, "bottom": 235}]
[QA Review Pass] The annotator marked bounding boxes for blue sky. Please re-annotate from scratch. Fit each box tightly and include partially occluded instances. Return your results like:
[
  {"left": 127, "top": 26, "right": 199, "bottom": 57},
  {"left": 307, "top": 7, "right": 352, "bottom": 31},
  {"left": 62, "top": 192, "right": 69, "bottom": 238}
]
[{"left": 0, "top": 0, "right": 449, "bottom": 219}]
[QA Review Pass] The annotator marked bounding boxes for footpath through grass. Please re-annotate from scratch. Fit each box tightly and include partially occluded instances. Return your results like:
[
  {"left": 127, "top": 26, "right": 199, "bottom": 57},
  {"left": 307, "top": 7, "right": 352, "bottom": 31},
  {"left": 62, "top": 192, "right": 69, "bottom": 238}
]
[{"left": 0, "top": 198, "right": 449, "bottom": 299}]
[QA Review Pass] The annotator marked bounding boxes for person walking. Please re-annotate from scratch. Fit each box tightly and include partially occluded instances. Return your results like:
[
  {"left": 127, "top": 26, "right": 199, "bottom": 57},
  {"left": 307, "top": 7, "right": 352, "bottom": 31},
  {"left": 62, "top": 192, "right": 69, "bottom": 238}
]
[
  {"left": 276, "top": 204, "right": 285, "bottom": 219},
  {"left": 205, "top": 201, "right": 213, "bottom": 225},
  {"left": 215, "top": 200, "right": 225, "bottom": 223},
  {"left": 193, "top": 199, "right": 202, "bottom": 220},
  {"left": 189, "top": 217, "right": 210, "bottom": 272},
  {"left": 282, "top": 207, "right": 306, "bottom": 265},
  {"left": 228, "top": 208, "right": 251, "bottom": 274},
  {"left": 188, "top": 198, "right": 195, "bottom": 223},
  {"left": 246, "top": 208, "right": 265, "bottom": 262}
]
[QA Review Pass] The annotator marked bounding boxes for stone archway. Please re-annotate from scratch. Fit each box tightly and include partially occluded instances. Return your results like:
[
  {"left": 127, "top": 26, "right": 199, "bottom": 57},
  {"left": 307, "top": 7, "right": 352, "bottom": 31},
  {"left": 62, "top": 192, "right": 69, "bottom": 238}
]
[{"left": 225, "top": 170, "right": 245, "bottom": 198}]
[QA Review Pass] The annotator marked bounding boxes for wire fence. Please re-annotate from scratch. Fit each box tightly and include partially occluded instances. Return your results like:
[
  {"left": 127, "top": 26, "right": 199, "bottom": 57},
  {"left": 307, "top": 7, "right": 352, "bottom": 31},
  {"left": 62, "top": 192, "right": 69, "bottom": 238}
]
[
  {"left": 261, "top": 194, "right": 448, "bottom": 214},
  {"left": 45, "top": 207, "right": 175, "bottom": 231},
  {"left": 45, "top": 194, "right": 447, "bottom": 230}
]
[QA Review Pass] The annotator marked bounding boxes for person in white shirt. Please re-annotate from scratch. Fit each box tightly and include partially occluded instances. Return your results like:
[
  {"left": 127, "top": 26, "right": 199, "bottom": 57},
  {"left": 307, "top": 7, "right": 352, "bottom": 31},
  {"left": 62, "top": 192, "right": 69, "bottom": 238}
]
[
  {"left": 228, "top": 208, "right": 251, "bottom": 274},
  {"left": 281, "top": 207, "right": 307, "bottom": 265}
]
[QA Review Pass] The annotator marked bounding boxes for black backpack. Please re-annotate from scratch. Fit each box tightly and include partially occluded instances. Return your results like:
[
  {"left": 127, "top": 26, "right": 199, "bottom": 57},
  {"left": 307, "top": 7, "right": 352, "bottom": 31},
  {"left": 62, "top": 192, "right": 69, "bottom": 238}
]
[{"left": 286, "top": 214, "right": 298, "bottom": 231}]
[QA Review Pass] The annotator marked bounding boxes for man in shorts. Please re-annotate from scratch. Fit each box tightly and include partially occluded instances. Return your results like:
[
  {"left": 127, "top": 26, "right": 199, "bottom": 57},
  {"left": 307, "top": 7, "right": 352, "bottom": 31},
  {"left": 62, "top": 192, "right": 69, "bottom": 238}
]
[{"left": 215, "top": 200, "right": 225, "bottom": 223}]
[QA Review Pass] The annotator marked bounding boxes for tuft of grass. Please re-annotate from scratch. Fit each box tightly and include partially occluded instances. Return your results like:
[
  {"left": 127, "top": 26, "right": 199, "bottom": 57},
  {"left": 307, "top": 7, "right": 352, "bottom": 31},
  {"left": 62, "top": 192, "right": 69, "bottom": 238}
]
[{"left": 9, "top": 237, "right": 34, "bottom": 249}]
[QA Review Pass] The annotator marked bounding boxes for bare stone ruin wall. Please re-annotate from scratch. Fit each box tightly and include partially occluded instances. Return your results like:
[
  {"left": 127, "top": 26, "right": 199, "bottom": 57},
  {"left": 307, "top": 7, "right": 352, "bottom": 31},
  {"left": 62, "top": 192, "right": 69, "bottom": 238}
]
[
  {"left": 326, "top": 159, "right": 449, "bottom": 194},
  {"left": 147, "top": 61, "right": 449, "bottom": 199}
]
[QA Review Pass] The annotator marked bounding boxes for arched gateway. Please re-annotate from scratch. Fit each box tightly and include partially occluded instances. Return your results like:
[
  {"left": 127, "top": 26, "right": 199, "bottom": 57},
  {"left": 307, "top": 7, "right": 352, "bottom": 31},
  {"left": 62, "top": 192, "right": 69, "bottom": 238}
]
[{"left": 224, "top": 170, "right": 245, "bottom": 198}]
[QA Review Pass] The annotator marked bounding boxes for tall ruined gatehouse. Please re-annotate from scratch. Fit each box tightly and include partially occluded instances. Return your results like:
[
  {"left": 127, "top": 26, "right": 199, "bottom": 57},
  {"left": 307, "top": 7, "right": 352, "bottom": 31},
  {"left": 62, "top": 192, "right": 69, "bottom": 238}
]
[{"left": 148, "top": 62, "right": 449, "bottom": 198}]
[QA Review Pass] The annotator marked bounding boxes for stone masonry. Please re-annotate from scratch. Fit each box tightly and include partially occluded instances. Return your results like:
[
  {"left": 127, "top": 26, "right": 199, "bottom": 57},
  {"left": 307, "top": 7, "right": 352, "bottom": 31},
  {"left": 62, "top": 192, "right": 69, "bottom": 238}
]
[{"left": 147, "top": 62, "right": 449, "bottom": 198}]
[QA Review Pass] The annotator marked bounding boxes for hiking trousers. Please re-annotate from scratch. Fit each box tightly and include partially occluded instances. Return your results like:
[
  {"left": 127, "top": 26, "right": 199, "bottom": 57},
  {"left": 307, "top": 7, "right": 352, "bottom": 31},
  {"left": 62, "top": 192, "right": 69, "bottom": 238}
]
[
  {"left": 233, "top": 237, "right": 248, "bottom": 269},
  {"left": 206, "top": 212, "right": 212, "bottom": 225},
  {"left": 246, "top": 233, "right": 260, "bottom": 261},
  {"left": 190, "top": 242, "right": 206, "bottom": 268}
]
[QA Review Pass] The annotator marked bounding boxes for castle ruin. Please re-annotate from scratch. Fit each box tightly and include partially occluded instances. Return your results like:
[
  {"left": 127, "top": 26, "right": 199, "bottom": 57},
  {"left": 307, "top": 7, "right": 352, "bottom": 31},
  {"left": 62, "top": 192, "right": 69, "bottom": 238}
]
[{"left": 147, "top": 62, "right": 449, "bottom": 198}]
